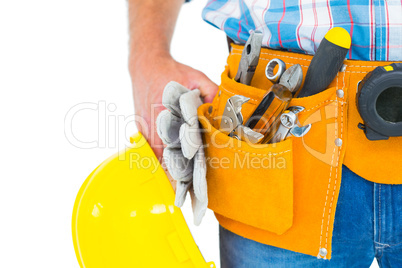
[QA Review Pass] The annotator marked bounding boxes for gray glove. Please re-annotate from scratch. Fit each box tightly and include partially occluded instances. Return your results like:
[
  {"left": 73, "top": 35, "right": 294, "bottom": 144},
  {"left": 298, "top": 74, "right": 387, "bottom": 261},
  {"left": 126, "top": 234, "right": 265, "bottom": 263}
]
[{"left": 156, "top": 81, "right": 207, "bottom": 225}]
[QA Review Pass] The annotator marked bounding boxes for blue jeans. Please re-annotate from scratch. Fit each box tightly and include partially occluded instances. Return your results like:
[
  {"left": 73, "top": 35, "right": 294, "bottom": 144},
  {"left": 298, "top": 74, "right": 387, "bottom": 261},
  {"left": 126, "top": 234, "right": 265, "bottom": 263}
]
[{"left": 220, "top": 166, "right": 402, "bottom": 267}]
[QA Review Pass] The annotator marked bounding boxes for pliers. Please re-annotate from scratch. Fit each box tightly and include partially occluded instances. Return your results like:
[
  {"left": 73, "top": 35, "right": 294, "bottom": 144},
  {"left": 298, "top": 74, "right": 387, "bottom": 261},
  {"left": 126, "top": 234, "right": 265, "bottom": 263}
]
[
  {"left": 234, "top": 31, "right": 263, "bottom": 85},
  {"left": 220, "top": 95, "right": 264, "bottom": 144}
]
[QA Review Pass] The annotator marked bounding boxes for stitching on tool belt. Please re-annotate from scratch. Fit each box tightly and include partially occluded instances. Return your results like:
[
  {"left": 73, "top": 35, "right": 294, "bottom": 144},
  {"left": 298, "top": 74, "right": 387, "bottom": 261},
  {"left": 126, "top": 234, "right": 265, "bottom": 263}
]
[
  {"left": 230, "top": 52, "right": 310, "bottom": 68},
  {"left": 349, "top": 71, "right": 370, "bottom": 74},
  {"left": 258, "top": 58, "right": 309, "bottom": 68},
  {"left": 319, "top": 69, "right": 339, "bottom": 250},
  {"left": 318, "top": 66, "right": 346, "bottom": 252},
  {"left": 347, "top": 65, "right": 378, "bottom": 68},
  {"left": 232, "top": 48, "right": 389, "bottom": 72},
  {"left": 303, "top": 100, "right": 337, "bottom": 113},
  {"left": 220, "top": 85, "right": 260, "bottom": 103},
  {"left": 231, "top": 48, "right": 313, "bottom": 62}
]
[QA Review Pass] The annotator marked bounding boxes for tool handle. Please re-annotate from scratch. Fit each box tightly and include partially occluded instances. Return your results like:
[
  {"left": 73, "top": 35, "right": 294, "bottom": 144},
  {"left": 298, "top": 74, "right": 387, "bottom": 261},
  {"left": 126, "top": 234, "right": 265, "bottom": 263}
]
[
  {"left": 245, "top": 91, "right": 275, "bottom": 129},
  {"left": 297, "top": 28, "right": 351, "bottom": 98}
]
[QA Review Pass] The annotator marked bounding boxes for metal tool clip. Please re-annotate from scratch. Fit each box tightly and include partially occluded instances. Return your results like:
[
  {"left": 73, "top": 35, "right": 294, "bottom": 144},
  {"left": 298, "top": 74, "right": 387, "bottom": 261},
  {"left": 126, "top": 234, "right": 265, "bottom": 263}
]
[
  {"left": 269, "top": 106, "right": 311, "bottom": 144},
  {"left": 220, "top": 95, "right": 264, "bottom": 143}
]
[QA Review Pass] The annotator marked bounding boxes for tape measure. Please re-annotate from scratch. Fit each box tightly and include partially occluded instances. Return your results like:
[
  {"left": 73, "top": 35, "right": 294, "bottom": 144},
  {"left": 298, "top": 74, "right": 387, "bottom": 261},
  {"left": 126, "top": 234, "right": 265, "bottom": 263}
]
[{"left": 357, "top": 63, "right": 402, "bottom": 140}]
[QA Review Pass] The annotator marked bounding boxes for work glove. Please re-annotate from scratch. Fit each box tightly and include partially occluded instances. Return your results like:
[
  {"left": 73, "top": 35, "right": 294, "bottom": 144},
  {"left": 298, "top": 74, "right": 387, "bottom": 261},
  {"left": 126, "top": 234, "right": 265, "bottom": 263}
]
[{"left": 156, "top": 81, "right": 207, "bottom": 225}]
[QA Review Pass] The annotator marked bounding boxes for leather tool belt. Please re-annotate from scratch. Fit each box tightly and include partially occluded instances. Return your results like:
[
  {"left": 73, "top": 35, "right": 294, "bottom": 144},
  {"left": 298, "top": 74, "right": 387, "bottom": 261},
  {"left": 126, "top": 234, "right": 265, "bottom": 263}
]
[{"left": 197, "top": 44, "right": 402, "bottom": 259}]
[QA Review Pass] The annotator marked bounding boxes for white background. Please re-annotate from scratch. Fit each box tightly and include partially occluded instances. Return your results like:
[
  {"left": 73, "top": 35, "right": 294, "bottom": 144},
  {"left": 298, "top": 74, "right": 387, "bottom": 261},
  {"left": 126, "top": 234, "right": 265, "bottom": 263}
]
[{"left": 0, "top": 1, "right": 379, "bottom": 267}]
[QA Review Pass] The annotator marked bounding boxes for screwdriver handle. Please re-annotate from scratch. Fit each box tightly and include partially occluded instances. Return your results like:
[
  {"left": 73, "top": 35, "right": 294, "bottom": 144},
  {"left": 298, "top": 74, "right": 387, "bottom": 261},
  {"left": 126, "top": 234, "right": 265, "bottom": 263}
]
[
  {"left": 297, "top": 27, "right": 351, "bottom": 98},
  {"left": 245, "top": 91, "right": 275, "bottom": 129}
]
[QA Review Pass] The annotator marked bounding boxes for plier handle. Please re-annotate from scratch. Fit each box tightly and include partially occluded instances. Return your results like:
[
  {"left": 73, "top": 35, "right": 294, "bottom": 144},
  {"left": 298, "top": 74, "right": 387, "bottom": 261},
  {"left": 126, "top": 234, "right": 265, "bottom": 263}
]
[{"left": 234, "top": 31, "right": 263, "bottom": 86}]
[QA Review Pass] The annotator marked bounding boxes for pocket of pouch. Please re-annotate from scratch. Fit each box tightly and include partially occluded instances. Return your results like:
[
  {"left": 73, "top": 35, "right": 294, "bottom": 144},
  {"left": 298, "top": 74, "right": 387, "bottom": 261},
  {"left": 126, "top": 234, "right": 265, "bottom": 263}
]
[
  {"left": 198, "top": 104, "right": 294, "bottom": 235},
  {"left": 289, "top": 86, "right": 338, "bottom": 114},
  {"left": 287, "top": 86, "right": 340, "bottom": 167}
]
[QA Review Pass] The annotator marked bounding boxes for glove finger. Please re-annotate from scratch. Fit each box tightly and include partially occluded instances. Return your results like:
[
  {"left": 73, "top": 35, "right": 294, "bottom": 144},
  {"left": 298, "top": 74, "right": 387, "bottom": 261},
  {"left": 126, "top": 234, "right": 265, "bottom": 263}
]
[
  {"left": 193, "top": 146, "right": 207, "bottom": 203},
  {"left": 179, "top": 89, "right": 203, "bottom": 125},
  {"left": 162, "top": 81, "right": 190, "bottom": 117},
  {"left": 174, "top": 181, "right": 192, "bottom": 207},
  {"left": 163, "top": 147, "right": 193, "bottom": 182},
  {"left": 189, "top": 188, "right": 208, "bottom": 226},
  {"left": 179, "top": 123, "right": 202, "bottom": 159},
  {"left": 156, "top": 110, "right": 182, "bottom": 147}
]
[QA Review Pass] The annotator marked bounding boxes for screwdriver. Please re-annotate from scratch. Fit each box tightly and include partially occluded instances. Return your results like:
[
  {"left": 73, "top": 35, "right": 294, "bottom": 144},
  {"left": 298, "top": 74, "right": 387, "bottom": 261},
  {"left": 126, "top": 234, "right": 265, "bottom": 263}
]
[{"left": 297, "top": 27, "right": 351, "bottom": 98}]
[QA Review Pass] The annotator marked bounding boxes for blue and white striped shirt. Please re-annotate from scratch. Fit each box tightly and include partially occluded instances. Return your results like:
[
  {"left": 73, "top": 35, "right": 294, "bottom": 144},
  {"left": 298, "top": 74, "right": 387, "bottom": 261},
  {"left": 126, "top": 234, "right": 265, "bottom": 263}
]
[{"left": 201, "top": 0, "right": 402, "bottom": 61}]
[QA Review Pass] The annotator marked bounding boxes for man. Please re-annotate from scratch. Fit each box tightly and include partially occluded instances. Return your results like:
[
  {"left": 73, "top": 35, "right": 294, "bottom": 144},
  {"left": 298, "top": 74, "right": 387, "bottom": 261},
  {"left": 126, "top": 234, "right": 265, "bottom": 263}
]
[{"left": 128, "top": 1, "right": 402, "bottom": 267}]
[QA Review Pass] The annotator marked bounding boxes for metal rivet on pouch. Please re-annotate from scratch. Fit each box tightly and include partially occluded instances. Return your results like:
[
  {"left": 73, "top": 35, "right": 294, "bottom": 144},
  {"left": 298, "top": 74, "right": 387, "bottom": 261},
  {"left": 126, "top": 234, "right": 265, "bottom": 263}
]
[
  {"left": 336, "top": 89, "right": 344, "bottom": 98},
  {"left": 335, "top": 138, "right": 343, "bottom": 147},
  {"left": 340, "top": 64, "right": 347, "bottom": 72},
  {"left": 319, "top": 248, "right": 328, "bottom": 257}
]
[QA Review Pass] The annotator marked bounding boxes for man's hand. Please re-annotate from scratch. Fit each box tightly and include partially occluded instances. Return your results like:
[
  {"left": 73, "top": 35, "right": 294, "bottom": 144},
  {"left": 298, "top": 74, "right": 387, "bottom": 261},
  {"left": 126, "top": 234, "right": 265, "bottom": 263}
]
[
  {"left": 129, "top": 52, "right": 218, "bottom": 161},
  {"left": 128, "top": 0, "right": 218, "bottom": 189}
]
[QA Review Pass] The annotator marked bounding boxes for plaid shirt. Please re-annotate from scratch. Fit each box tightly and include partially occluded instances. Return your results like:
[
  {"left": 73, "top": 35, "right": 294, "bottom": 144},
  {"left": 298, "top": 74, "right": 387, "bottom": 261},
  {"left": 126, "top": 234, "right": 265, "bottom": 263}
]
[{"left": 202, "top": 0, "right": 402, "bottom": 61}]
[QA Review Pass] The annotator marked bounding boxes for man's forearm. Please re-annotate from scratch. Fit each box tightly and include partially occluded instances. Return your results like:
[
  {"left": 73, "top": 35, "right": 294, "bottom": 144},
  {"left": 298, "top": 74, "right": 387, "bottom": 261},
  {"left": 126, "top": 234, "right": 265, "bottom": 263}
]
[
  {"left": 128, "top": 0, "right": 184, "bottom": 61},
  {"left": 127, "top": 0, "right": 218, "bottom": 162}
]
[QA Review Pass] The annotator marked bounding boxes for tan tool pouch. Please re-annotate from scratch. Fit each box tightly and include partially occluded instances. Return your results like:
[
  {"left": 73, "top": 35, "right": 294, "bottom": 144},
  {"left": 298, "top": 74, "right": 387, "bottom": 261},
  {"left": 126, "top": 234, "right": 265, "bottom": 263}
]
[
  {"left": 197, "top": 44, "right": 348, "bottom": 259},
  {"left": 199, "top": 102, "right": 294, "bottom": 235}
]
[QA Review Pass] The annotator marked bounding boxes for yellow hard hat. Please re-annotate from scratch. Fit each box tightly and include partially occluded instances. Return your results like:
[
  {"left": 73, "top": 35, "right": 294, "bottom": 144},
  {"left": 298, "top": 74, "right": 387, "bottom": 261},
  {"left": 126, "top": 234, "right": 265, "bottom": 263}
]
[{"left": 72, "top": 132, "right": 215, "bottom": 268}]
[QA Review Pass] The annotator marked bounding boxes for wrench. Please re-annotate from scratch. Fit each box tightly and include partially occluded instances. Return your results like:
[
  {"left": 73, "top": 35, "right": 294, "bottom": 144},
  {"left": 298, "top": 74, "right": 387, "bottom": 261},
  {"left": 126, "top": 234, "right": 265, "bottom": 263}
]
[
  {"left": 265, "top": 58, "right": 286, "bottom": 84},
  {"left": 266, "top": 59, "right": 303, "bottom": 95},
  {"left": 268, "top": 106, "right": 311, "bottom": 144}
]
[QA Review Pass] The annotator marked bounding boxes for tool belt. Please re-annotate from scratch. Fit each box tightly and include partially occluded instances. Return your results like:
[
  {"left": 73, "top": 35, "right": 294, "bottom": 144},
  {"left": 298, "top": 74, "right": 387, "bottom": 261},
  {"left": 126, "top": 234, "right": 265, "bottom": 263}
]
[{"left": 197, "top": 44, "right": 402, "bottom": 259}]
